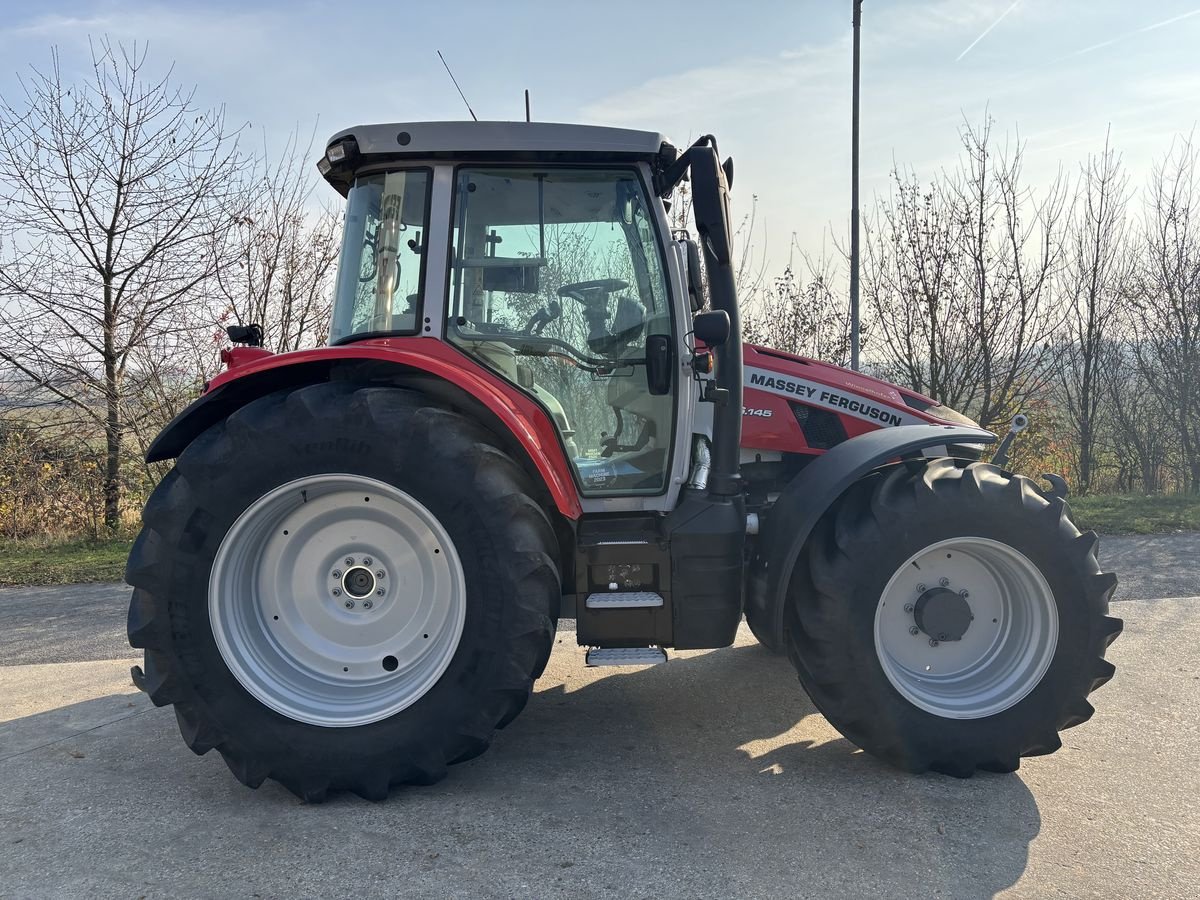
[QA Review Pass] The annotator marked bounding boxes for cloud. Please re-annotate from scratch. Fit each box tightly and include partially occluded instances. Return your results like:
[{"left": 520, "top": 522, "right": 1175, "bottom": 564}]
[
  {"left": 579, "top": 50, "right": 833, "bottom": 126},
  {"left": 0, "top": 14, "right": 113, "bottom": 37},
  {"left": 580, "top": 0, "right": 1026, "bottom": 128}
]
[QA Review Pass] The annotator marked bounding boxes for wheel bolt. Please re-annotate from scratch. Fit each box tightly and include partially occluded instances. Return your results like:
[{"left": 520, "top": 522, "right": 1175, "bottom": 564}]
[
  {"left": 363, "top": 557, "right": 373, "bottom": 566},
  {"left": 375, "top": 588, "right": 385, "bottom": 596},
  {"left": 362, "top": 600, "right": 373, "bottom": 610},
  {"left": 332, "top": 588, "right": 341, "bottom": 596},
  {"left": 939, "top": 577, "right": 950, "bottom": 587},
  {"left": 904, "top": 603, "right": 915, "bottom": 613},
  {"left": 909, "top": 625, "right": 919, "bottom": 636},
  {"left": 376, "top": 570, "right": 385, "bottom": 579},
  {"left": 345, "top": 557, "right": 355, "bottom": 566},
  {"left": 929, "top": 638, "right": 939, "bottom": 647},
  {"left": 331, "top": 570, "right": 341, "bottom": 579},
  {"left": 916, "top": 583, "right": 926, "bottom": 593},
  {"left": 344, "top": 600, "right": 355, "bottom": 609},
  {"left": 959, "top": 589, "right": 970, "bottom": 599}
]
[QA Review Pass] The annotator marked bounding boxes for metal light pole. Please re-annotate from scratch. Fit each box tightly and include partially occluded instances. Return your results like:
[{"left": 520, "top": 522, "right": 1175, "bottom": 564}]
[{"left": 849, "top": 0, "right": 862, "bottom": 371}]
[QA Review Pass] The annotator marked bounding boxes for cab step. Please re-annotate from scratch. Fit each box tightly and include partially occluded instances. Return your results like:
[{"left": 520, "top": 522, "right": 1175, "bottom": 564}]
[
  {"left": 584, "top": 591, "right": 664, "bottom": 609},
  {"left": 585, "top": 647, "right": 668, "bottom": 667}
]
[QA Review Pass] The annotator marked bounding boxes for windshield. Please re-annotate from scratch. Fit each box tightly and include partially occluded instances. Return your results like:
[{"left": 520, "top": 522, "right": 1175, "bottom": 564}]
[
  {"left": 446, "top": 167, "right": 674, "bottom": 496},
  {"left": 330, "top": 169, "right": 431, "bottom": 342}
]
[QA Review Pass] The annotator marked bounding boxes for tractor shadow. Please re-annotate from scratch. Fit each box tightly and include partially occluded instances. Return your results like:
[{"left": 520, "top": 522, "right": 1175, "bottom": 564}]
[
  {"left": 474, "top": 634, "right": 1042, "bottom": 898},
  {"left": 0, "top": 638, "right": 1040, "bottom": 898}
]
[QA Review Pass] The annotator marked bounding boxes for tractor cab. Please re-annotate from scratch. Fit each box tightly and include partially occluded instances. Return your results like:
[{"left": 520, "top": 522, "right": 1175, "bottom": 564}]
[{"left": 320, "top": 122, "right": 737, "bottom": 510}]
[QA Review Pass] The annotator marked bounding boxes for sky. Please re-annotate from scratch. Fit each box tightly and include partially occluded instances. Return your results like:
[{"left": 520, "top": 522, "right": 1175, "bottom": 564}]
[{"left": 1, "top": 0, "right": 1198, "bottom": 272}]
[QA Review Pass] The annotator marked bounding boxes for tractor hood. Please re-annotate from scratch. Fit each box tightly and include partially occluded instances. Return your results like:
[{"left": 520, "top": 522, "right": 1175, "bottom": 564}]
[
  {"left": 746, "top": 344, "right": 952, "bottom": 414},
  {"left": 739, "top": 343, "right": 980, "bottom": 454}
]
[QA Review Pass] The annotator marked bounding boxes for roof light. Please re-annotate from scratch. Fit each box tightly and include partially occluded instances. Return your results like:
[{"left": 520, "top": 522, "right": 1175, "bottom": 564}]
[
  {"left": 325, "top": 137, "right": 358, "bottom": 165},
  {"left": 316, "top": 157, "right": 332, "bottom": 176}
]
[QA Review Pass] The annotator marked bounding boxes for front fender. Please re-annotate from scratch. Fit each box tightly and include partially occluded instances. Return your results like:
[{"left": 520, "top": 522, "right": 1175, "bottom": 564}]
[
  {"left": 746, "top": 424, "right": 996, "bottom": 649},
  {"left": 146, "top": 341, "right": 583, "bottom": 519}
]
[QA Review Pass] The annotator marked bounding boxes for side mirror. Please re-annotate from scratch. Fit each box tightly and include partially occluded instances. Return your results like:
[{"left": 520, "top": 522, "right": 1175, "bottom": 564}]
[
  {"left": 645, "top": 334, "right": 672, "bottom": 395},
  {"left": 690, "top": 147, "right": 733, "bottom": 266},
  {"left": 693, "top": 310, "right": 730, "bottom": 347}
]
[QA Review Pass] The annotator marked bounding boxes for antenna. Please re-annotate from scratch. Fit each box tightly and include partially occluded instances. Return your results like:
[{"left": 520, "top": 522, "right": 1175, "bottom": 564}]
[
  {"left": 437, "top": 50, "right": 478, "bottom": 122},
  {"left": 524, "top": 89, "right": 531, "bottom": 123}
]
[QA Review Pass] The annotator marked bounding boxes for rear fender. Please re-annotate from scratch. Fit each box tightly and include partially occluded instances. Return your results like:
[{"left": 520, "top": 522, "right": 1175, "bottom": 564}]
[
  {"left": 146, "top": 342, "right": 583, "bottom": 520},
  {"left": 746, "top": 424, "right": 996, "bottom": 648}
]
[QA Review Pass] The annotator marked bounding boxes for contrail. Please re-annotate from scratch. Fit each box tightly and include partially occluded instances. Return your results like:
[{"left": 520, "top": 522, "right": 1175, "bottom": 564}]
[
  {"left": 1063, "top": 7, "right": 1200, "bottom": 59},
  {"left": 956, "top": 0, "right": 1021, "bottom": 62}
]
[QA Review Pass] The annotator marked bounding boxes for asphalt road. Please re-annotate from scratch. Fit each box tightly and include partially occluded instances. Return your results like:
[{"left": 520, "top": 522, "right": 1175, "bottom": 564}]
[{"left": 0, "top": 532, "right": 1197, "bottom": 899}]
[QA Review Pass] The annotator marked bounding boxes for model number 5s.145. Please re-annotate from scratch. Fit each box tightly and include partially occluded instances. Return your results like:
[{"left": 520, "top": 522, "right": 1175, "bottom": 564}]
[{"left": 743, "top": 407, "right": 773, "bottom": 417}]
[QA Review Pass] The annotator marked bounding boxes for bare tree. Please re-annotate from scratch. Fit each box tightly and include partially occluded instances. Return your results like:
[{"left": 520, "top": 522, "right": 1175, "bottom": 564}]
[
  {"left": 862, "top": 169, "right": 971, "bottom": 405},
  {"left": 1104, "top": 343, "right": 1173, "bottom": 493},
  {"left": 1125, "top": 135, "right": 1200, "bottom": 492},
  {"left": 863, "top": 115, "right": 1067, "bottom": 427},
  {"left": 0, "top": 41, "right": 247, "bottom": 529},
  {"left": 1053, "top": 134, "right": 1129, "bottom": 494},
  {"left": 214, "top": 132, "right": 342, "bottom": 353},
  {"left": 668, "top": 181, "right": 767, "bottom": 311},
  {"left": 744, "top": 248, "right": 853, "bottom": 365}
]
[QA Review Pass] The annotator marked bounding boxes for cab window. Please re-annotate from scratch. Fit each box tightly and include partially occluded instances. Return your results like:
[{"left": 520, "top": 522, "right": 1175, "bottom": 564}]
[{"left": 330, "top": 170, "right": 431, "bottom": 342}]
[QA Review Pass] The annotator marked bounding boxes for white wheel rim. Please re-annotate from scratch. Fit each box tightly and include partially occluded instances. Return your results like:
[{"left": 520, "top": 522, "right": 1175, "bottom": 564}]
[
  {"left": 209, "top": 474, "right": 466, "bottom": 727},
  {"left": 873, "top": 537, "right": 1058, "bottom": 720}
]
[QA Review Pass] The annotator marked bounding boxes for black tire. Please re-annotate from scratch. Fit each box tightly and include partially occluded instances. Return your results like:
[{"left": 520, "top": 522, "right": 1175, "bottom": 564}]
[
  {"left": 785, "top": 459, "right": 1123, "bottom": 777},
  {"left": 744, "top": 605, "right": 782, "bottom": 653},
  {"left": 126, "top": 383, "right": 559, "bottom": 801}
]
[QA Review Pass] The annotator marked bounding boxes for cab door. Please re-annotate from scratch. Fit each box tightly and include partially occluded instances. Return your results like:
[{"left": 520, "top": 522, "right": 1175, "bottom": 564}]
[{"left": 444, "top": 165, "right": 692, "bottom": 509}]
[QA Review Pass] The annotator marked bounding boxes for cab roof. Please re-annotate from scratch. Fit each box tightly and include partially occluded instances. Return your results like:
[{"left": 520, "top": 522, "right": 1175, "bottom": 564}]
[{"left": 325, "top": 121, "right": 671, "bottom": 159}]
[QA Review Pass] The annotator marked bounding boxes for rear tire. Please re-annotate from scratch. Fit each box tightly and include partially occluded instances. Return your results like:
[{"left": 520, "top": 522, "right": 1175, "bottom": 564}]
[
  {"left": 785, "top": 459, "right": 1122, "bottom": 776},
  {"left": 126, "top": 383, "right": 559, "bottom": 801}
]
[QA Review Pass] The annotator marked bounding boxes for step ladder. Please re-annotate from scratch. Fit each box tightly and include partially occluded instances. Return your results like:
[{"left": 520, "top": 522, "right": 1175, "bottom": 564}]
[
  {"left": 585, "top": 646, "right": 668, "bottom": 667},
  {"left": 584, "top": 591, "right": 663, "bottom": 609}
]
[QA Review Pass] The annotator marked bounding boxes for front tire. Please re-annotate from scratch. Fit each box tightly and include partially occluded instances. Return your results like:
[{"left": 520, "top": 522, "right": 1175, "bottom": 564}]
[
  {"left": 785, "top": 459, "right": 1122, "bottom": 776},
  {"left": 126, "top": 383, "right": 559, "bottom": 801}
]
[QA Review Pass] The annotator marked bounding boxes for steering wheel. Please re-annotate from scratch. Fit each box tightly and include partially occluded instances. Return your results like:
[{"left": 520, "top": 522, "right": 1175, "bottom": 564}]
[{"left": 557, "top": 279, "right": 629, "bottom": 303}]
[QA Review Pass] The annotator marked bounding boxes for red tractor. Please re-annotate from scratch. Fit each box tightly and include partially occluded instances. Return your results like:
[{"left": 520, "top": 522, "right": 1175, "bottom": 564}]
[{"left": 127, "top": 123, "right": 1121, "bottom": 801}]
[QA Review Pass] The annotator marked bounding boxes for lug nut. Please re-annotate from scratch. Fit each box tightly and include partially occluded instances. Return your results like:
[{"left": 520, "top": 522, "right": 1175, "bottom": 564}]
[
  {"left": 904, "top": 603, "right": 915, "bottom": 613},
  {"left": 929, "top": 638, "right": 939, "bottom": 647},
  {"left": 375, "top": 588, "right": 385, "bottom": 596},
  {"left": 376, "top": 570, "right": 385, "bottom": 579},
  {"left": 344, "top": 600, "right": 355, "bottom": 609},
  {"left": 363, "top": 557, "right": 373, "bottom": 566},
  {"left": 916, "top": 583, "right": 926, "bottom": 593},
  {"left": 959, "top": 589, "right": 970, "bottom": 599},
  {"left": 345, "top": 557, "right": 355, "bottom": 566},
  {"left": 909, "top": 625, "right": 919, "bottom": 636},
  {"left": 332, "top": 588, "right": 341, "bottom": 596},
  {"left": 331, "top": 569, "right": 341, "bottom": 579},
  {"left": 939, "top": 577, "right": 950, "bottom": 587},
  {"left": 362, "top": 600, "right": 373, "bottom": 610}
]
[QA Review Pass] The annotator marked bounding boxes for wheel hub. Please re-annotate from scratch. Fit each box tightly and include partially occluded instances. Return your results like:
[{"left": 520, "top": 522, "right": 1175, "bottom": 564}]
[
  {"left": 340, "top": 564, "right": 378, "bottom": 599},
  {"left": 913, "top": 587, "right": 972, "bottom": 642}
]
